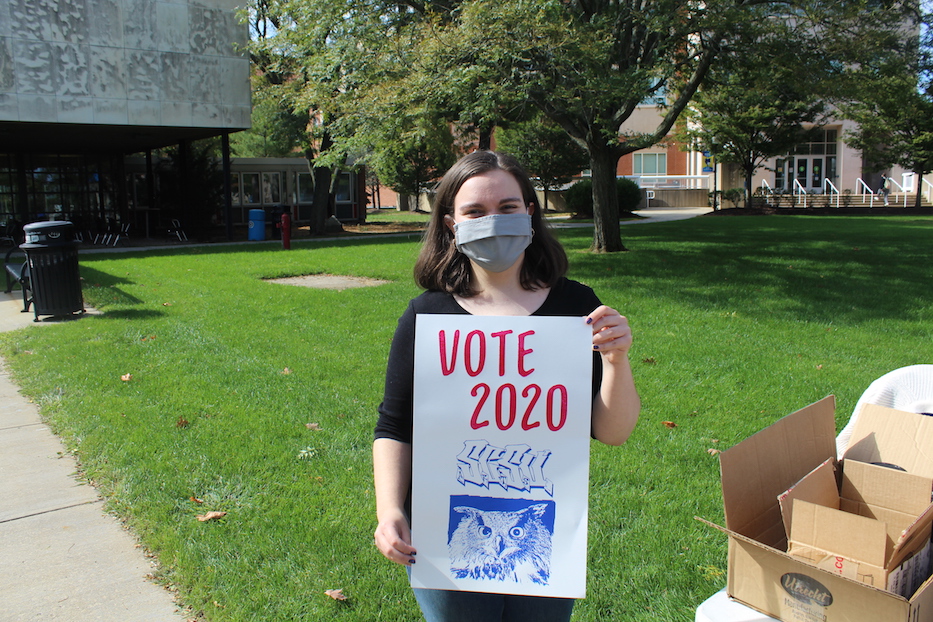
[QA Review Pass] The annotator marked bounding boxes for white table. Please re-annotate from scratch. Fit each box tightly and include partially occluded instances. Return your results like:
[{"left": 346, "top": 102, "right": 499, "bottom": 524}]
[{"left": 695, "top": 588, "right": 778, "bottom": 622}]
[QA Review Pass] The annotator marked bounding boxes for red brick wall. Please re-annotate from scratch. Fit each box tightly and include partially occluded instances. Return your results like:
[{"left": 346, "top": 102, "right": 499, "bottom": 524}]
[{"left": 616, "top": 139, "right": 687, "bottom": 176}]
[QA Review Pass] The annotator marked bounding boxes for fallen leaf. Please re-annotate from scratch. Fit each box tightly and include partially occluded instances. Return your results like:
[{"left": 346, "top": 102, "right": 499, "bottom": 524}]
[
  {"left": 642, "top": 357, "right": 657, "bottom": 365},
  {"left": 176, "top": 416, "right": 190, "bottom": 428},
  {"left": 196, "top": 511, "right": 227, "bottom": 522},
  {"left": 325, "top": 588, "right": 348, "bottom": 601},
  {"left": 662, "top": 421, "right": 677, "bottom": 428},
  {"left": 190, "top": 496, "right": 204, "bottom": 504},
  {"left": 162, "top": 302, "right": 172, "bottom": 306},
  {"left": 707, "top": 448, "right": 721, "bottom": 456},
  {"left": 121, "top": 373, "right": 133, "bottom": 382},
  {"left": 306, "top": 422, "right": 322, "bottom": 430},
  {"left": 281, "top": 367, "right": 292, "bottom": 375},
  {"left": 816, "top": 364, "right": 823, "bottom": 370}
]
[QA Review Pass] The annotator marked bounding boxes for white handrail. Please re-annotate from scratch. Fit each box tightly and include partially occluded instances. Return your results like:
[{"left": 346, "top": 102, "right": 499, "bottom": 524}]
[
  {"left": 760, "top": 179, "right": 773, "bottom": 195},
  {"left": 625, "top": 175, "right": 711, "bottom": 190},
  {"left": 856, "top": 178, "right": 876, "bottom": 207},
  {"left": 822, "top": 178, "right": 840, "bottom": 208},
  {"left": 924, "top": 177, "right": 933, "bottom": 204},
  {"left": 793, "top": 179, "right": 808, "bottom": 208},
  {"left": 888, "top": 177, "right": 908, "bottom": 207}
]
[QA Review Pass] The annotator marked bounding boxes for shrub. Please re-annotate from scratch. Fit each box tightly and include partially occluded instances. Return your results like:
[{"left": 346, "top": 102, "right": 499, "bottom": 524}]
[
  {"left": 564, "top": 178, "right": 594, "bottom": 217},
  {"left": 722, "top": 187, "right": 745, "bottom": 207},
  {"left": 564, "top": 177, "right": 645, "bottom": 218}
]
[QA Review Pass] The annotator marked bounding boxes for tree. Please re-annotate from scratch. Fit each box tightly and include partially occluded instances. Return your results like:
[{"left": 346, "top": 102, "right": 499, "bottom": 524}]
[
  {"left": 841, "top": 8, "right": 933, "bottom": 208},
  {"left": 408, "top": 0, "right": 733, "bottom": 251},
  {"left": 364, "top": 109, "right": 456, "bottom": 211},
  {"left": 496, "top": 115, "right": 590, "bottom": 214},
  {"left": 679, "top": 28, "right": 829, "bottom": 208},
  {"left": 370, "top": 1, "right": 905, "bottom": 251},
  {"left": 274, "top": 0, "right": 912, "bottom": 248},
  {"left": 230, "top": 76, "right": 308, "bottom": 158},
  {"left": 245, "top": 0, "right": 355, "bottom": 234}
]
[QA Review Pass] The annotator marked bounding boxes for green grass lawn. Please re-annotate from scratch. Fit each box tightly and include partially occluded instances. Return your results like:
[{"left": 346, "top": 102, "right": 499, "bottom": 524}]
[{"left": 2, "top": 214, "right": 932, "bottom": 621}]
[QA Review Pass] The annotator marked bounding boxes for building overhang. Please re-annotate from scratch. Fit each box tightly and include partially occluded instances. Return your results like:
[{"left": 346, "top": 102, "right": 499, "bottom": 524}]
[{"left": 0, "top": 121, "right": 249, "bottom": 156}]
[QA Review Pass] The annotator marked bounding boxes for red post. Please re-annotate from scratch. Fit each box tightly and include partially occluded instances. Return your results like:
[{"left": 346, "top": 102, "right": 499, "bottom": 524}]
[{"left": 280, "top": 210, "right": 291, "bottom": 250}]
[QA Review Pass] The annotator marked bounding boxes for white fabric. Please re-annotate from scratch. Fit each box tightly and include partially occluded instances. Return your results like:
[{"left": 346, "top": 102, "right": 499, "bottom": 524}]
[
  {"left": 836, "top": 364, "right": 933, "bottom": 457},
  {"left": 695, "top": 589, "right": 777, "bottom": 622}
]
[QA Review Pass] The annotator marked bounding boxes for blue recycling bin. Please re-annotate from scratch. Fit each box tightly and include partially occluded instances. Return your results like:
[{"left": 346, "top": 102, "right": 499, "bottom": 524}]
[{"left": 248, "top": 209, "right": 265, "bottom": 241}]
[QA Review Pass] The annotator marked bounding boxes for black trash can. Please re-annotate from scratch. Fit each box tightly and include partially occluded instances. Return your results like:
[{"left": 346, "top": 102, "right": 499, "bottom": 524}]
[{"left": 21, "top": 221, "right": 84, "bottom": 321}]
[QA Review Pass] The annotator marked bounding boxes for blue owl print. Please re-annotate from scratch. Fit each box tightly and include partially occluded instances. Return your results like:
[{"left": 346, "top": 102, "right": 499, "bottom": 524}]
[{"left": 447, "top": 496, "right": 555, "bottom": 585}]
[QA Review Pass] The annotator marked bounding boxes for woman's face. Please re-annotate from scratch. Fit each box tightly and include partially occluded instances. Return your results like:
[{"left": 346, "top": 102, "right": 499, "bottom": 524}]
[{"left": 447, "top": 169, "right": 533, "bottom": 226}]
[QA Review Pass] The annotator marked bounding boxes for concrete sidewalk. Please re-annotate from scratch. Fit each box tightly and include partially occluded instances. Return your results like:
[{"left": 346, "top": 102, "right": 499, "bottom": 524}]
[{"left": 0, "top": 292, "right": 185, "bottom": 621}]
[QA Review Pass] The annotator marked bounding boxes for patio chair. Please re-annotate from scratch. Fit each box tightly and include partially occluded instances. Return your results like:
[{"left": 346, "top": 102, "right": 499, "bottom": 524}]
[{"left": 167, "top": 219, "right": 188, "bottom": 242}]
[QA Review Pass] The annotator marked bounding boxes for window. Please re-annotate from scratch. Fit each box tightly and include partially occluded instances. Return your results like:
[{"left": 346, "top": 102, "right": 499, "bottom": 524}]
[
  {"left": 633, "top": 153, "right": 667, "bottom": 176},
  {"left": 261, "top": 172, "right": 280, "bottom": 204},
  {"left": 231, "top": 174, "right": 241, "bottom": 205},
  {"left": 297, "top": 173, "right": 314, "bottom": 203},
  {"left": 242, "top": 173, "right": 260, "bottom": 204},
  {"left": 335, "top": 173, "right": 353, "bottom": 202},
  {"left": 639, "top": 80, "right": 667, "bottom": 107}
]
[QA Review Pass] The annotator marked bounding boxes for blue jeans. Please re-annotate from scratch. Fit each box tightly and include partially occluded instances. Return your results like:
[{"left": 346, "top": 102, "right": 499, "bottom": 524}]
[{"left": 412, "top": 588, "right": 575, "bottom": 622}]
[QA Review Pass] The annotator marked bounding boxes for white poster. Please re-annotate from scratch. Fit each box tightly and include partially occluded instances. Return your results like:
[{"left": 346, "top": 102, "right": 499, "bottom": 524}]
[{"left": 410, "top": 314, "right": 593, "bottom": 598}]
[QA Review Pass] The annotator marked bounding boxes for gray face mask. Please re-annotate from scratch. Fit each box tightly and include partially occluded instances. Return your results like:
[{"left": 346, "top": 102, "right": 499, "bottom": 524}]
[{"left": 453, "top": 213, "right": 533, "bottom": 272}]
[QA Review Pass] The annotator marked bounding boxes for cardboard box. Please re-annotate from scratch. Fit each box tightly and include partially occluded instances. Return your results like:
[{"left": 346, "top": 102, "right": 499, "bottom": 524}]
[
  {"left": 779, "top": 457, "right": 933, "bottom": 596},
  {"left": 700, "top": 396, "right": 933, "bottom": 622}
]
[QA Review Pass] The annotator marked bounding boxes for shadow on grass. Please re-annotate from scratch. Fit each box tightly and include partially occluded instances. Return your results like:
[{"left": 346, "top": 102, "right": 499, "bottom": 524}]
[
  {"left": 563, "top": 216, "right": 933, "bottom": 325},
  {"left": 77, "top": 232, "right": 425, "bottom": 261}
]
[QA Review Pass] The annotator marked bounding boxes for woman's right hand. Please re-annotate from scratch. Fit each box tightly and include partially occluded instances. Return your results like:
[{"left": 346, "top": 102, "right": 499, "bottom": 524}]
[{"left": 374, "top": 508, "right": 417, "bottom": 566}]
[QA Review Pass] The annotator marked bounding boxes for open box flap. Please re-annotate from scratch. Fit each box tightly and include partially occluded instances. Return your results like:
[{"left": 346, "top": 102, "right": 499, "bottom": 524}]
[
  {"left": 779, "top": 457, "right": 839, "bottom": 539},
  {"left": 789, "top": 499, "right": 889, "bottom": 567},
  {"left": 845, "top": 404, "right": 933, "bottom": 478},
  {"left": 886, "top": 503, "right": 933, "bottom": 570},
  {"left": 841, "top": 460, "right": 933, "bottom": 518},
  {"left": 720, "top": 396, "right": 837, "bottom": 546}
]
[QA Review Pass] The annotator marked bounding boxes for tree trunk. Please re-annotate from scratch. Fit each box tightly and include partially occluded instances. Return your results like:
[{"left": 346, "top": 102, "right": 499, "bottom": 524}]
[
  {"left": 397, "top": 193, "right": 415, "bottom": 211},
  {"left": 744, "top": 164, "right": 754, "bottom": 209},
  {"left": 478, "top": 123, "right": 494, "bottom": 150},
  {"left": 916, "top": 173, "right": 924, "bottom": 209},
  {"left": 307, "top": 131, "right": 334, "bottom": 236},
  {"left": 589, "top": 148, "right": 625, "bottom": 253}
]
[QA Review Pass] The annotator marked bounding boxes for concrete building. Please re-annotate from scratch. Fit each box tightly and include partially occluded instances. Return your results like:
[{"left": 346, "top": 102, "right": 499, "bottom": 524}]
[{"left": 0, "top": 0, "right": 251, "bottom": 238}]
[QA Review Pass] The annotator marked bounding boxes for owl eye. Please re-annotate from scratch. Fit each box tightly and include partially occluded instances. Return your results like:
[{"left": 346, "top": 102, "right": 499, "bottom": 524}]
[
  {"left": 509, "top": 527, "right": 525, "bottom": 538},
  {"left": 479, "top": 526, "right": 492, "bottom": 537}
]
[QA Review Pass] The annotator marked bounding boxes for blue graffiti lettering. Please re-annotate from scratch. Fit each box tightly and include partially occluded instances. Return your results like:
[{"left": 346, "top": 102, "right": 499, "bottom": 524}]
[{"left": 456, "top": 440, "right": 554, "bottom": 496}]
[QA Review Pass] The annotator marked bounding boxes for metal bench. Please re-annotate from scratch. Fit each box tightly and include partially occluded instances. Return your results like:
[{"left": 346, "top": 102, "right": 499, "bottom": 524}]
[{"left": 4, "top": 247, "right": 32, "bottom": 313}]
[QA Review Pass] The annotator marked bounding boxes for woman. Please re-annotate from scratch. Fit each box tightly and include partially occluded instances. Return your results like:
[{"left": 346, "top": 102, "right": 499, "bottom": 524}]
[{"left": 373, "top": 150, "right": 640, "bottom": 621}]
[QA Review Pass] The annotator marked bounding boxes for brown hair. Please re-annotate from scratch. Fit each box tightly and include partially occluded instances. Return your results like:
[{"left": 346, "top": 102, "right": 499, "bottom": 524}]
[{"left": 413, "top": 150, "right": 568, "bottom": 296}]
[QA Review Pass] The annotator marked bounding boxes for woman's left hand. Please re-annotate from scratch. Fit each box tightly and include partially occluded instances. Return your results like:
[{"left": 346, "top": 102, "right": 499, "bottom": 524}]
[{"left": 586, "top": 305, "right": 633, "bottom": 364}]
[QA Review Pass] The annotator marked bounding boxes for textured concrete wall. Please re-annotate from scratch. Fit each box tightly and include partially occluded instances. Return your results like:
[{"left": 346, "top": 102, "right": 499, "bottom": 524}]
[{"left": 0, "top": 0, "right": 250, "bottom": 129}]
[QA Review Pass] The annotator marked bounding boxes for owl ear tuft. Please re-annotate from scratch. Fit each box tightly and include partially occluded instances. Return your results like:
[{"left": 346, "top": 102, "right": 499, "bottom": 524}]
[{"left": 453, "top": 506, "right": 481, "bottom": 519}]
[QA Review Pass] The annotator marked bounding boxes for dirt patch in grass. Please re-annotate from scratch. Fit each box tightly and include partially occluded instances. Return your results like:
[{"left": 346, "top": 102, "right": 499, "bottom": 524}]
[
  {"left": 266, "top": 274, "right": 390, "bottom": 290},
  {"left": 341, "top": 221, "right": 427, "bottom": 234}
]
